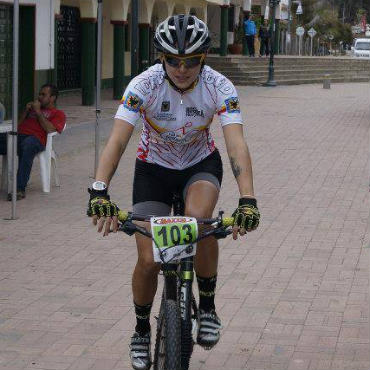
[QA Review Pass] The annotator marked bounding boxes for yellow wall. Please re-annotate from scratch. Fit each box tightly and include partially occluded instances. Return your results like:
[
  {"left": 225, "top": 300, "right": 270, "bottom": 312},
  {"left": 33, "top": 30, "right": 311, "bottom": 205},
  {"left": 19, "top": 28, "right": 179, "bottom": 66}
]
[
  {"left": 60, "top": 0, "right": 78, "bottom": 8},
  {"left": 59, "top": 0, "right": 220, "bottom": 81}
]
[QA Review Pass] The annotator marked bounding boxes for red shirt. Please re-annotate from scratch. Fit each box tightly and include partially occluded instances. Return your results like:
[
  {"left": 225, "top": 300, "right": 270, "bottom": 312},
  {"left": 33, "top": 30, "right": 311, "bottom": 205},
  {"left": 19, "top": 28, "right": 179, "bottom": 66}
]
[{"left": 18, "top": 107, "right": 66, "bottom": 147}]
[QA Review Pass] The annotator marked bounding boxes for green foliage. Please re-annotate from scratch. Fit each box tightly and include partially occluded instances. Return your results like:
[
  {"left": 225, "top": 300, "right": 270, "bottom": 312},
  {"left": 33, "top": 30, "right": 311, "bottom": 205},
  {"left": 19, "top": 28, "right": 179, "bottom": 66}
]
[
  {"left": 356, "top": 8, "right": 366, "bottom": 23},
  {"left": 234, "top": 20, "right": 244, "bottom": 44},
  {"left": 254, "top": 17, "right": 262, "bottom": 32},
  {"left": 300, "top": 0, "right": 317, "bottom": 25},
  {"left": 290, "top": 0, "right": 354, "bottom": 45},
  {"left": 313, "top": 8, "right": 353, "bottom": 44}
]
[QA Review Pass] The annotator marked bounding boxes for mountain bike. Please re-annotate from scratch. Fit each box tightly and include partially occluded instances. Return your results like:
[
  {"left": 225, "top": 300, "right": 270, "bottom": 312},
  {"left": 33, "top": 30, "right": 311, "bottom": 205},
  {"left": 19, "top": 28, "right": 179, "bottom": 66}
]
[{"left": 118, "top": 194, "right": 234, "bottom": 370}]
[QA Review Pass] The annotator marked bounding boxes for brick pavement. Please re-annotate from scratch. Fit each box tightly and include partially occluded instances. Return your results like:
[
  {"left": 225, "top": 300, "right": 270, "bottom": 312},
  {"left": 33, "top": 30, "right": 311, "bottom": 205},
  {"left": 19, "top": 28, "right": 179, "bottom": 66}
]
[{"left": 0, "top": 82, "right": 369, "bottom": 370}]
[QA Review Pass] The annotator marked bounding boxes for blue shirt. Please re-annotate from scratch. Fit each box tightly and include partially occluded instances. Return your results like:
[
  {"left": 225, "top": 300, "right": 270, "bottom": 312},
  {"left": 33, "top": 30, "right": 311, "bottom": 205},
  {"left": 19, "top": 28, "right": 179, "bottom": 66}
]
[{"left": 244, "top": 19, "right": 256, "bottom": 36}]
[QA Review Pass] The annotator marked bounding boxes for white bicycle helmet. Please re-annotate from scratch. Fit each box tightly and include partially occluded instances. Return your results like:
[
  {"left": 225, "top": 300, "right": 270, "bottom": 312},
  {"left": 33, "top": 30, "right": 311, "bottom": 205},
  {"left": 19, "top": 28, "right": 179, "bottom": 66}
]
[{"left": 154, "top": 14, "right": 211, "bottom": 55}]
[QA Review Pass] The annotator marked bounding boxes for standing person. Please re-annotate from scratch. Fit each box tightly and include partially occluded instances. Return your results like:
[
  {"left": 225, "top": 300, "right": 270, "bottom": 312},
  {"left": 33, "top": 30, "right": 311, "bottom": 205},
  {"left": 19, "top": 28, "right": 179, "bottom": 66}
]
[
  {"left": 0, "top": 84, "right": 66, "bottom": 200},
  {"left": 244, "top": 14, "right": 257, "bottom": 57},
  {"left": 259, "top": 19, "right": 271, "bottom": 57},
  {"left": 87, "top": 14, "right": 260, "bottom": 370}
]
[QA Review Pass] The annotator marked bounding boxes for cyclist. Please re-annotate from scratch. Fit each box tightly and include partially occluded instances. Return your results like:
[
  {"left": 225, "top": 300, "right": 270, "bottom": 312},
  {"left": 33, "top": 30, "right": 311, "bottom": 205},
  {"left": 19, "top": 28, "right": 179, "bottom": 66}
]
[{"left": 88, "top": 14, "right": 260, "bottom": 370}]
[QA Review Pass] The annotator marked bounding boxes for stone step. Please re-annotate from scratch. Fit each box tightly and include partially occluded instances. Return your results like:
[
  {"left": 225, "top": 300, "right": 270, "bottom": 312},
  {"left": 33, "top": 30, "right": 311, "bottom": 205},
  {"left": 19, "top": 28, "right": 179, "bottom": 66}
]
[
  {"left": 208, "top": 55, "right": 370, "bottom": 65},
  {"left": 274, "top": 76, "right": 370, "bottom": 85},
  {"left": 206, "top": 55, "right": 370, "bottom": 86},
  {"left": 208, "top": 60, "right": 370, "bottom": 70},
  {"left": 225, "top": 71, "right": 370, "bottom": 79},
  {"left": 230, "top": 75, "right": 370, "bottom": 86},
  {"left": 207, "top": 60, "right": 370, "bottom": 69},
  {"left": 217, "top": 67, "right": 370, "bottom": 75}
]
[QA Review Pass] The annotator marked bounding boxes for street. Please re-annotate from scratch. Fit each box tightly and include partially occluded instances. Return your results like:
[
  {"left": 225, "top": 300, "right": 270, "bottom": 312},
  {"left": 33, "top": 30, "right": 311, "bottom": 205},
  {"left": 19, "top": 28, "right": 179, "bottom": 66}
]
[{"left": 0, "top": 82, "right": 369, "bottom": 370}]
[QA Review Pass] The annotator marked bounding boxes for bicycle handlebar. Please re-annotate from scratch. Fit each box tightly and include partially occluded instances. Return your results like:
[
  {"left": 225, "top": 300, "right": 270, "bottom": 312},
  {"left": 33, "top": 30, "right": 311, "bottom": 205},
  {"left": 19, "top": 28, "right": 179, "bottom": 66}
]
[{"left": 117, "top": 210, "right": 234, "bottom": 228}]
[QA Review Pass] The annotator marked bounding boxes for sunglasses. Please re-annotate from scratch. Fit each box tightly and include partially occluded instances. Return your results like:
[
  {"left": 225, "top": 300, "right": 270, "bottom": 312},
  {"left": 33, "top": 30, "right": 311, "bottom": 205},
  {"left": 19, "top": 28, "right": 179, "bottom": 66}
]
[{"left": 164, "top": 54, "right": 205, "bottom": 68}]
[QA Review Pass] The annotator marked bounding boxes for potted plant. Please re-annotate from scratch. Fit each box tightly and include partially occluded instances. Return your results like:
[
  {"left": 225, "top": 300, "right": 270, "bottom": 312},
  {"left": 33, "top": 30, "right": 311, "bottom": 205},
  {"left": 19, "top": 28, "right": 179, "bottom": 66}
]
[{"left": 229, "top": 20, "right": 244, "bottom": 54}]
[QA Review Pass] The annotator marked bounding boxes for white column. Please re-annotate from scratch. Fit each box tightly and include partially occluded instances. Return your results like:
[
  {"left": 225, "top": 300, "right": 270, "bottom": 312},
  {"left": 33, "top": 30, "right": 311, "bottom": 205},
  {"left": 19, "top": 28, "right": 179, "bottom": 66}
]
[
  {"left": 111, "top": 0, "right": 129, "bottom": 22},
  {"left": 167, "top": 0, "right": 176, "bottom": 16},
  {"left": 139, "top": 0, "right": 155, "bottom": 23},
  {"left": 79, "top": 0, "right": 97, "bottom": 18},
  {"left": 275, "top": 2, "right": 282, "bottom": 19},
  {"left": 264, "top": 4, "right": 269, "bottom": 19},
  {"left": 243, "top": 0, "right": 251, "bottom": 12},
  {"left": 54, "top": 0, "right": 60, "bottom": 15},
  {"left": 234, "top": 5, "right": 241, "bottom": 25}
]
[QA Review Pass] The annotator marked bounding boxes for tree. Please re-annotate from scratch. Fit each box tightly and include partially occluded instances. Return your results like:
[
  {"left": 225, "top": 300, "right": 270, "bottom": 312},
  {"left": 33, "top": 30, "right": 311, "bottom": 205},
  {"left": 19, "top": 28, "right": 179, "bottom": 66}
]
[
  {"left": 291, "top": 1, "right": 354, "bottom": 46},
  {"left": 337, "top": 0, "right": 369, "bottom": 23}
]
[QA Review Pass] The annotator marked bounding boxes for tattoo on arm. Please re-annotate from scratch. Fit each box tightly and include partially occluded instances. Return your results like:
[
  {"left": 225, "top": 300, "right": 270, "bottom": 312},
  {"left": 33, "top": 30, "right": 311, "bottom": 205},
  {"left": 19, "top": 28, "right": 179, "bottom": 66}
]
[{"left": 230, "top": 157, "right": 241, "bottom": 178}]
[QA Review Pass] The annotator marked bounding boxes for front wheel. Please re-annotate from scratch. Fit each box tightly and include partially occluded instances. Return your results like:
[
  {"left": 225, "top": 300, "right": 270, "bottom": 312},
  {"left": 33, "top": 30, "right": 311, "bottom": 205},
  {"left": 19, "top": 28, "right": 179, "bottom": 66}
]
[{"left": 154, "top": 299, "right": 181, "bottom": 370}]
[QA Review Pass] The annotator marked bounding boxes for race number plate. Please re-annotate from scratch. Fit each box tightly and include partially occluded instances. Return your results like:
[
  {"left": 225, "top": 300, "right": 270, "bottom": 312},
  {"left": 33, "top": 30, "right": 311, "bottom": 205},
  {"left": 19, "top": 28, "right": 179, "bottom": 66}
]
[{"left": 150, "top": 216, "right": 198, "bottom": 263}]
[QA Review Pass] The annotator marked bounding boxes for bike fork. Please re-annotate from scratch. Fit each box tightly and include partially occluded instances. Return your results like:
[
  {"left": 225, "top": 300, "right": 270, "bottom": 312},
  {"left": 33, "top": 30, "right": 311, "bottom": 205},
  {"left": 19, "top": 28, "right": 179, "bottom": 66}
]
[{"left": 180, "top": 257, "right": 196, "bottom": 370}]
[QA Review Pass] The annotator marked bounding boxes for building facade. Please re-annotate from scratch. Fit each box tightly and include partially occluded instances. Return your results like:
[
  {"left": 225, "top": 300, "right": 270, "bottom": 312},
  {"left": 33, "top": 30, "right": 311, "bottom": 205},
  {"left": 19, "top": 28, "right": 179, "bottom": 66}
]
[{"left": 0, "top": 0, "right": 283, "bottom": 114}]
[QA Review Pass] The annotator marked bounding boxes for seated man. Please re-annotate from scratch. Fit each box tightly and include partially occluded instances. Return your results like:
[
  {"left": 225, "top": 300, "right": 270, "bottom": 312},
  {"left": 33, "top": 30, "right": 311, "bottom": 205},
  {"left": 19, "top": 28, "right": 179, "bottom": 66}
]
[{"left": 0, "top": 84, "right": 66, "bottom": 200}]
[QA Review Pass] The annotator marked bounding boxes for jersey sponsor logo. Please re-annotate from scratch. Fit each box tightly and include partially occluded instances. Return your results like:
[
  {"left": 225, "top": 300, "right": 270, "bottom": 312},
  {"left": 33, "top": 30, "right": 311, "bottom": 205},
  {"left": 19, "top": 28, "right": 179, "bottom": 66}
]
[
  {"left": 161, "top": 101, "right": 170, "bottom": 112},
  {"left": 186, "top": 107, "right": 204, "bottom": 118},
  {"left": 160, "top": 130, "right": 198, "bottom": 145},
  {"left": 158, "top": 122, "right": 201, "bottom": 145},
  {"left": 123, "top": 91, "right": 143, "bottom": 112},
  {"left": 153, "top": 217, "right": 194, "bottom": 225},
  {"left": 225, "top": 97, "right": 240, "bottom": 113},
  {"left": 153, "top": 112, "right": 176, "bottom": 121}
]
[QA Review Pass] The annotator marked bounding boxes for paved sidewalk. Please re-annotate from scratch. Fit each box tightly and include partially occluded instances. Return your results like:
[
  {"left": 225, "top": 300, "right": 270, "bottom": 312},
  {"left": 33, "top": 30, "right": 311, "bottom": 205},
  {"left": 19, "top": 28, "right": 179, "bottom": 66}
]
[{"left": 0, "top": 83, "right": 369, "bottom": 370}]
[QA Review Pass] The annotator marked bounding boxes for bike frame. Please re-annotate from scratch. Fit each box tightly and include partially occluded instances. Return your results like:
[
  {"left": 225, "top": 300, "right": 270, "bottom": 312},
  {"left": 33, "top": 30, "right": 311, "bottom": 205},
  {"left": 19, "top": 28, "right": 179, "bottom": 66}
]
[{"left": 118, "top": 195, "right": 232, "bottom": 370}]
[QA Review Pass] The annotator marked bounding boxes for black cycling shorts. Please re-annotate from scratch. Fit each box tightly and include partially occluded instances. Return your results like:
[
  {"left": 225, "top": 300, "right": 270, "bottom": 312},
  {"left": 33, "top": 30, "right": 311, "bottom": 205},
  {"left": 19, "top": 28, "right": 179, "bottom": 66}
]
[{"left": 132, "top": 150, "right": 223, "bottom": 215}]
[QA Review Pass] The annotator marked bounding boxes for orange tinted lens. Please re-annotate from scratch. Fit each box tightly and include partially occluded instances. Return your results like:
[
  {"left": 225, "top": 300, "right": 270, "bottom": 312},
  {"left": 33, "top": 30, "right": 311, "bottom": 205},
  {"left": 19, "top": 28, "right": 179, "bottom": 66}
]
[{"left": 165, "top": 55, "right": 203, "bottom": 68}]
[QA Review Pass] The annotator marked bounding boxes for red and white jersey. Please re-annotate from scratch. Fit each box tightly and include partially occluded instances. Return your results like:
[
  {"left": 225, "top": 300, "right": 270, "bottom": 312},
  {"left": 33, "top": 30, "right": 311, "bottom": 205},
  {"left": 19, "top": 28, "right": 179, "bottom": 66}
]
[{"left": 115, "top": 63, "right": 243, "bottom": 170}]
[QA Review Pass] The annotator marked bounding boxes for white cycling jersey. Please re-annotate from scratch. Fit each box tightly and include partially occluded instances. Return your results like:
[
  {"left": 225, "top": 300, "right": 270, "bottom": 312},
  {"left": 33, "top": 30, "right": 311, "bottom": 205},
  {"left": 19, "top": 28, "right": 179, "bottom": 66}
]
[{"left": 115, "top": 63, "right": 243, "bottom": 170}]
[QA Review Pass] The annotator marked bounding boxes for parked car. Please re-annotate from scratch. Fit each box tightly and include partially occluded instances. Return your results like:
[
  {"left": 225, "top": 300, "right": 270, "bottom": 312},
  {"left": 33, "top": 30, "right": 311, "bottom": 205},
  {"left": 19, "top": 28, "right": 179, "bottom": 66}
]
[{"left": 351, "top": 38, "right": 370, "bottom": 58}]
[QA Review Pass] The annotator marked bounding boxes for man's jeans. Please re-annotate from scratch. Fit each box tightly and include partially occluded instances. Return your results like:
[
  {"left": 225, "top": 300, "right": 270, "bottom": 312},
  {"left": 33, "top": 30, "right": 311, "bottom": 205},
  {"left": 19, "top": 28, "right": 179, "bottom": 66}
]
[
  {"left": 246, "top": 35, "right": 255, "bottom": 56},
  {"left": 0, "top": 133, "right": 45, "bottom": 191}
]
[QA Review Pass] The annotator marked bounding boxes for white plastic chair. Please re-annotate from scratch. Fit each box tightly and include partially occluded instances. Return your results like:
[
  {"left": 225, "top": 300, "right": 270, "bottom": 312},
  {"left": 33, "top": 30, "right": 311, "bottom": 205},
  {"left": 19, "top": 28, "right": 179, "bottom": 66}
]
[
  {"left": 37, "top": 131, "right": 60, "bottom": 193},
  {"left": 1, "top": 128, "right": 63, "bottom": 193}
]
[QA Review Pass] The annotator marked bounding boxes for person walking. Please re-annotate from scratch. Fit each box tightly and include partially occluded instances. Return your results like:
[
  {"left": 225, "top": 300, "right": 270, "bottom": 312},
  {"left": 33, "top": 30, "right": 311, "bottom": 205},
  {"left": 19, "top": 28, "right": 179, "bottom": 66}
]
[
  {"left": 259, "top": 19, "right": 271, "bottom": 57},
  {"left": 244, "top": 14, "right": 257, "bottom": 57}
]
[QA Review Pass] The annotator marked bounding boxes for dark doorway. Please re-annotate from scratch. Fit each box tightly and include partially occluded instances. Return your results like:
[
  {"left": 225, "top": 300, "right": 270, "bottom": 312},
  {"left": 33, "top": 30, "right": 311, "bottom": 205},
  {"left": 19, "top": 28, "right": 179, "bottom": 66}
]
[
  {"left": 57, "top": 6, "right": 81, "bottom": 90},
  {"left": 19, "top": 6, "right": 35, "bottom": 113},
  {"left": 0, "top": 4, "right": 35, "bottom": 119}
]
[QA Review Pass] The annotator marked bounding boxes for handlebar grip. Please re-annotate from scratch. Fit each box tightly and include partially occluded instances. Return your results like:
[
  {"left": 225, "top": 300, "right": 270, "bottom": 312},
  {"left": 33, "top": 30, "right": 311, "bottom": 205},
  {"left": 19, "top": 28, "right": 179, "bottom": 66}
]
[
  {"left": 118, "top": 210, "right": 129, "bottom": 222},
  {"left": 222, "top": 217, "right": 234, "bottom": 227}
]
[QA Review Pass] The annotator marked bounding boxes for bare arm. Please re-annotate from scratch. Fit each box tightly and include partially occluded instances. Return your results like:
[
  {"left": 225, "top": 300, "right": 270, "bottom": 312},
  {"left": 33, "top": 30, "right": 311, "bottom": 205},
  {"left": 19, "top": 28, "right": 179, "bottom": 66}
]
[
  {"left": 95, "top": 118, "right": 135, "bottom": 185},
  {"left": 35, "top": 111, "right": 57, "bottom": 133},
  {"left": 18, "top": 103, "right": 32, "bottom": 124},
  {"left": 222, "top": 123, "right": 255, "bottom": 198},
  {"left": 32, "top": 101, "right": 57, "bottom": 133}
]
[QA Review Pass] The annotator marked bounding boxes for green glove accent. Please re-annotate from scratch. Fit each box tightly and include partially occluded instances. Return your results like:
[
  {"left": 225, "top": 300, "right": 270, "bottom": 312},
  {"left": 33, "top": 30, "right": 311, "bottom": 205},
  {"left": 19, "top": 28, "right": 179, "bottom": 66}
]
[
  {"left": 87, "top": 188, "right": 119, "bottom": 218},
  {"left": 232, "top": 197, "right": 260, "bottom": 232}
]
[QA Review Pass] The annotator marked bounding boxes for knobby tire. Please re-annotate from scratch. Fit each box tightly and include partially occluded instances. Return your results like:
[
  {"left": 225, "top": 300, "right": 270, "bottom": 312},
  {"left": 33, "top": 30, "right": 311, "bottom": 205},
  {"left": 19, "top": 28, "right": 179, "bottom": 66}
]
[
  {"left": 180, "top": 290, "right": 197, "bottom": 370},
  {"left": 154, "top": 299, "right": 181, "bottom": 370}
]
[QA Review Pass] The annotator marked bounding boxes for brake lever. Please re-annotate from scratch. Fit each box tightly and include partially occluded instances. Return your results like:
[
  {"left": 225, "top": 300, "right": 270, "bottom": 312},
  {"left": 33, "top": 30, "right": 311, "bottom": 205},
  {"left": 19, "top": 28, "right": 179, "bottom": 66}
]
[
  {"left": 214, "top": 227, "right": 232, "bottom": 240},
  {"left": 119, "top": 220, "right": 137, "bottom": 236}
]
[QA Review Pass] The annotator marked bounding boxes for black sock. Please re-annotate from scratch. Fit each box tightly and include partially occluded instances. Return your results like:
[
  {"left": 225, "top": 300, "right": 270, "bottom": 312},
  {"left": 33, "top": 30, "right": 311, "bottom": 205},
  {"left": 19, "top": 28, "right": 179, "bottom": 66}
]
[
  {"left": 197, "top": 275, "right": 217, "bottom": 312},
  {"left": 134, "top": 302, "right": 152, "bottom": 335}
]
